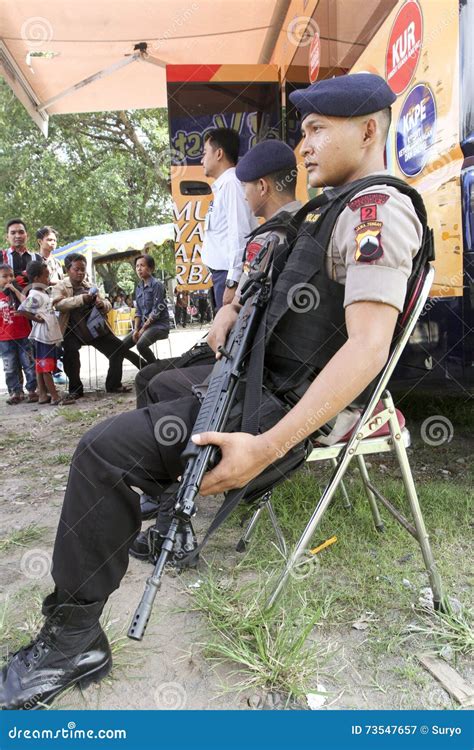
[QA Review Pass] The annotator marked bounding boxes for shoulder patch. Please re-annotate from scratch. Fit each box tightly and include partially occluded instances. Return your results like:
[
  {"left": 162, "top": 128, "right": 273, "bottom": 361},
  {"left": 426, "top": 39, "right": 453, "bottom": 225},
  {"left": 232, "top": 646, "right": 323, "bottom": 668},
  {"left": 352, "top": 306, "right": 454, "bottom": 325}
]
[
  {"left": 354, "top": 220, "right": 384, "bottom": 263},
  {"left": 348, "top": 193, "right": 389, "bottom": 211},
  {"left": 245, "top": 240, "right": 264, "bottom": 263}
]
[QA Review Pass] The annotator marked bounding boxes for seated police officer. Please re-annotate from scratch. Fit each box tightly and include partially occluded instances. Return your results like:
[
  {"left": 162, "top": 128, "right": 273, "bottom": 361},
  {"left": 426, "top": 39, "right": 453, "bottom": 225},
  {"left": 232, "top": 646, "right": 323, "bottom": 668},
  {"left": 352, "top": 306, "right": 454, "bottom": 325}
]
[
  {"left": 134, "top": 139, "right": 301, "bottom": 412},
  {"left": 1, "top": 74, "right": 425, "bottom": 709},
  {"left": 132, "top": 139, "right": 303, "bottom": 538}
]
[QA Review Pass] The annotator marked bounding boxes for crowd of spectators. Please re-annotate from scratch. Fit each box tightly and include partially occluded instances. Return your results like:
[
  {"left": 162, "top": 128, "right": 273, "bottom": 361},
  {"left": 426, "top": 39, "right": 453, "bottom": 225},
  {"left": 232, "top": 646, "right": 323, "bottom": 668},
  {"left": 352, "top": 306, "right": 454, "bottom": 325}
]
[{"left": 0, "top": 219, "right": 214, "bottom": 405}]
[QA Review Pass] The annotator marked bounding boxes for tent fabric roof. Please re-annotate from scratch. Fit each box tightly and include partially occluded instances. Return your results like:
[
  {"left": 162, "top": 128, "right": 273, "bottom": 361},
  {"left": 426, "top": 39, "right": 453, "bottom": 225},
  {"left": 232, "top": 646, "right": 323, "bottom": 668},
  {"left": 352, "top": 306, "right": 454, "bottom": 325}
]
[
  {"left": 53, "top": 223, "right": 175, "bottom": 262},
  {"left": 0, "top": 0, "right": 398, "bottom": 136},
  {"left": 0, "top": 0, "right": 282, "bottom": 117}
]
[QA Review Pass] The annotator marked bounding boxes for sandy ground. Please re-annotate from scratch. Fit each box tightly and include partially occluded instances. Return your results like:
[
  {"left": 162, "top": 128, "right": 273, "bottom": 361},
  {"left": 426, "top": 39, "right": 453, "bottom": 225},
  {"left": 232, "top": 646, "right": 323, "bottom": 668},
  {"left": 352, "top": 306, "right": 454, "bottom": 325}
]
[
  {"left": 1, "top": 326, "right": 245, "bottom": 710},
  {"left": 0, "top": 326, "right": 472, "bottom": 711}
]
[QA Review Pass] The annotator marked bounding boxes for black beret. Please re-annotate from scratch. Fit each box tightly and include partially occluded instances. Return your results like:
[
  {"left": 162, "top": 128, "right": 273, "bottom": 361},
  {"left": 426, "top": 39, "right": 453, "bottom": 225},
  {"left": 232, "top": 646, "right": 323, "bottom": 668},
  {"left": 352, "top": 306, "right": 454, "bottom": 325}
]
[
  {"left": 289, "top": 73, "right": 396, "bottom": 120},
  {"left": 235, "top": 140, "right": 296, "bottom": 182}
]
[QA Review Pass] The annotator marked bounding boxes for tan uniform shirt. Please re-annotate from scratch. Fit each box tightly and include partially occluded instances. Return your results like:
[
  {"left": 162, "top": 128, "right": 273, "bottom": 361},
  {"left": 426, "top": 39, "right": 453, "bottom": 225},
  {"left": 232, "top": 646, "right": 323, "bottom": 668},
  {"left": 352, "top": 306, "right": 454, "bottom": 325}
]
[
  {"left": 320, "top": 174, "right": 423, "bottom": 444},
  {"left": 326, "top": 174, "right": 423, "bottom": 312}
]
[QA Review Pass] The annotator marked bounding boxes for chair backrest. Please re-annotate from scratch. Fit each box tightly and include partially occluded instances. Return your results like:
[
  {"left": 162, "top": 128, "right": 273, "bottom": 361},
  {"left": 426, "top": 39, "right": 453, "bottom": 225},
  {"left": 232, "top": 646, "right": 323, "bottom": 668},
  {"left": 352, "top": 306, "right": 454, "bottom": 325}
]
[{"left": 355, "top": 264, "right": 435, "bottom": 432}]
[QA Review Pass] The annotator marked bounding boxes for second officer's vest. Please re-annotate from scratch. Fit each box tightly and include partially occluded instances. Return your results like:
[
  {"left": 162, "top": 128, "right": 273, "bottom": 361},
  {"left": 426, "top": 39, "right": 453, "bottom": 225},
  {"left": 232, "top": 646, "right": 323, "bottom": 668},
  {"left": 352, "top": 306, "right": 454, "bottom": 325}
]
[{"left": 263, "top": 175, "right": 433, "bottom": 396}]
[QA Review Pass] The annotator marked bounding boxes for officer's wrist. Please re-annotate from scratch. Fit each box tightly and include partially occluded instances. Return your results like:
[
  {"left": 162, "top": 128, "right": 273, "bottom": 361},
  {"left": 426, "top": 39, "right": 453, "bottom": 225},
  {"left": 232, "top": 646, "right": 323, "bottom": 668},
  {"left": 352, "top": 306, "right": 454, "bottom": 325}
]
[{"left": 255, "top": 432, "right": 286, "bottom": 466}]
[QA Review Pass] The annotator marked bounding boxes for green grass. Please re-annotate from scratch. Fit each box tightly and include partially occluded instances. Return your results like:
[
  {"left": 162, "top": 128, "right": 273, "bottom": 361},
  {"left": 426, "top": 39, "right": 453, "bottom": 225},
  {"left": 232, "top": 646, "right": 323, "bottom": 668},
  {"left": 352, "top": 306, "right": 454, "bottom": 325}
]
[
  {"left": 56, "top": 409, "right": 83, "bottom": 422},
  {"left": 407, "top": 604, "right": 474, "bottom": 660},
  {"left": 56, "top": 408, "right": 102, "bottom": 424},
  {"left": 191, "top": 445, "right": 472, "bottom": 701},
  {"left": 0, "top": 525, "right": 47, "bottom": 553},
  {"left": 0, "top": 590, "right": 44, "bottom": 656},
  {"left": 190, "top": 570, "right": 336, "bottom": 698},
  {"left": 54, "top": 453, "right": 73, "bottom": 465}
]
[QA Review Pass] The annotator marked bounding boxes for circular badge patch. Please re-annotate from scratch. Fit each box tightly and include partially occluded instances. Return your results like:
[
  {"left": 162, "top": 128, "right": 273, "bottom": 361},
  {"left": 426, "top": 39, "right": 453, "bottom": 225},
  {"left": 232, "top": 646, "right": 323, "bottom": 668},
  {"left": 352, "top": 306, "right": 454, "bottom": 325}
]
[
  {"left": 396, "top": 83, "right": 436, "bottom": 177},
  {"left": 386, "top": 0, "right": 423, "bottom": 95}
]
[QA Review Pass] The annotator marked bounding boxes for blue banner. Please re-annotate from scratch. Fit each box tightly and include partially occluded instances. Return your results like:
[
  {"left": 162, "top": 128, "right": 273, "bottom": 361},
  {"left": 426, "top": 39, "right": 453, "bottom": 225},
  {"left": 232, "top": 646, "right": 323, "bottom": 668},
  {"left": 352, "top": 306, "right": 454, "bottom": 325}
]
[{"left": 0, "top": 710, "right": 471, "bottom": 750}]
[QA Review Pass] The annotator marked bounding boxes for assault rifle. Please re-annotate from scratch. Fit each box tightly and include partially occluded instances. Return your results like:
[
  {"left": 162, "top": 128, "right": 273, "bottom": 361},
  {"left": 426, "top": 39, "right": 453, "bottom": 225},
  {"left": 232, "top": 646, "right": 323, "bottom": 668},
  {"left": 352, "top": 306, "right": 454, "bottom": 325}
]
[{"left": 128, "top": 234, "right": 279, "bottom": 641}]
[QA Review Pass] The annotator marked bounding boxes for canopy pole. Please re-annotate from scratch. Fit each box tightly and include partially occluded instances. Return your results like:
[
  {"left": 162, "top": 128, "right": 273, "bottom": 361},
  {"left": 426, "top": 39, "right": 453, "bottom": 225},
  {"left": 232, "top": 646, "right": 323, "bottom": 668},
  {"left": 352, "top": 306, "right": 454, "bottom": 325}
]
[
  {"left": 37, "top": 46, "right": 167, "bottom": 113},
  {"left": 37, "top": 52, "right": 141, "bottom": 113}
]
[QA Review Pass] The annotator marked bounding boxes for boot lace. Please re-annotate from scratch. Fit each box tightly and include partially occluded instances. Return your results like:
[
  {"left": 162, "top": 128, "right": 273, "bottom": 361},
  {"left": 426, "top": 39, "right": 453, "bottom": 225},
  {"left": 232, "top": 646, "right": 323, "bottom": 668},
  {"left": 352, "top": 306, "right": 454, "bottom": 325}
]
[{"left": 16, "top": 624, "right": 53, "bottom": 670}]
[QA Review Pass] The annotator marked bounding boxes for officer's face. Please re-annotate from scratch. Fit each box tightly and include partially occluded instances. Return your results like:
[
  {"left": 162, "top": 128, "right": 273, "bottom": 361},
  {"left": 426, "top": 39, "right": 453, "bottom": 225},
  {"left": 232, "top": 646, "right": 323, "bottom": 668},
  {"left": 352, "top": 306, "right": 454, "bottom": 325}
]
[
  {"left": 243, "top": 180, "right": 266, "bottom": 217},
  {"left": 201, "top": 140, "right": 220, "bottom": 178},
  {"left": 300, "top": 114, "right": 361, "bottom": 187}
]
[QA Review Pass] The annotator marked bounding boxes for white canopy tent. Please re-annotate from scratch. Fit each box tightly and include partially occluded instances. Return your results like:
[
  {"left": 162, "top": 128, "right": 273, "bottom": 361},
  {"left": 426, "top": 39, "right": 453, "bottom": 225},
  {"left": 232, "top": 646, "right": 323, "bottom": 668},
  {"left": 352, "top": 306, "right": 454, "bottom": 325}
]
[
  {"left": 0, "top": 0, "right": 290, "bottom": 134},
  {"left": 0, "top": 0, "right": 395, "bottom": 133},
  {"left": 53, "top": 223, "right": 175, "bottom": 271}
]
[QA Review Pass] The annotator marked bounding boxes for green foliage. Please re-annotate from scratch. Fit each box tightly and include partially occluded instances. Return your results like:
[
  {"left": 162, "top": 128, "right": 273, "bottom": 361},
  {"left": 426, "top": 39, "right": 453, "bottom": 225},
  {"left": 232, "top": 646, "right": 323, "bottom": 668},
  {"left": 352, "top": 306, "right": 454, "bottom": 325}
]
[
  {"left": 95, "top": 239, "right": 176, "bottom": 295},
  {"left": 0, "top": 79, "right": 172, "bottom": 247}
]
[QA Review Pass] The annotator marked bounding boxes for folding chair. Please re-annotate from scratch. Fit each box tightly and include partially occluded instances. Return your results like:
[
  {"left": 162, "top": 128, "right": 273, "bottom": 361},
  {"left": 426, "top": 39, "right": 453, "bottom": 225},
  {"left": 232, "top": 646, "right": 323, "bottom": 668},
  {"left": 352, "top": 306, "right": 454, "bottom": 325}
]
[{"left": 237, "top": 266, "right": 444, "bottom": 611}]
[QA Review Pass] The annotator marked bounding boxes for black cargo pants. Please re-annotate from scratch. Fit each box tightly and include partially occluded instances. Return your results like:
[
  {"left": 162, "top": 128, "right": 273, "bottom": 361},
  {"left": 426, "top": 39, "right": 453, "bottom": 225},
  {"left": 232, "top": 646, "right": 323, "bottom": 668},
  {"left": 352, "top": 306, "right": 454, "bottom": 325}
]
[{"left": 52, "top": 365, "right": 213, "bottom": 603}]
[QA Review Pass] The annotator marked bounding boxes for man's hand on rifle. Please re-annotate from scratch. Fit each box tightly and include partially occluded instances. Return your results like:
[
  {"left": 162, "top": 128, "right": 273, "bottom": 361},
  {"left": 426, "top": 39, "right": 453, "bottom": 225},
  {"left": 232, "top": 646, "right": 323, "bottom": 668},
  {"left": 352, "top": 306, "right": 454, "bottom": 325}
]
[
  {"left": 207, "top": 303, "right": 240, "bottom": 358},
  {"left": 191, "top": 431, "right": 275, "bottom": 494}
]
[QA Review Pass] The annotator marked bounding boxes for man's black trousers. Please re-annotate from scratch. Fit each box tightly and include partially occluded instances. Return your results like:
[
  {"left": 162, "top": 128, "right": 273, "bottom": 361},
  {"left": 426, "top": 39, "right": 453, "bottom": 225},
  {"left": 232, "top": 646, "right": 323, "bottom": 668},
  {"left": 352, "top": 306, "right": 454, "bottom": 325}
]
[
  {"left": 63, "top": 329, "right": 146, "bottom": 395},
  {"left": 52, "top": 364, "right": 212, "bottom": 602}
]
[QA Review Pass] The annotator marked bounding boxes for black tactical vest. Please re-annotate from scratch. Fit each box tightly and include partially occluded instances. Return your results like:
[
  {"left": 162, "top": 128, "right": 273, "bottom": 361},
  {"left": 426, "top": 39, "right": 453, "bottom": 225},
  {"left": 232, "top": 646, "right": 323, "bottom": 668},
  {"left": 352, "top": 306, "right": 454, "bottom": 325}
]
[
  {"left": 245, "top": 209, "right": 298, "bottom": 244},
  {"left": 262, "top": 175, "right": 434, "bottom": 395}
]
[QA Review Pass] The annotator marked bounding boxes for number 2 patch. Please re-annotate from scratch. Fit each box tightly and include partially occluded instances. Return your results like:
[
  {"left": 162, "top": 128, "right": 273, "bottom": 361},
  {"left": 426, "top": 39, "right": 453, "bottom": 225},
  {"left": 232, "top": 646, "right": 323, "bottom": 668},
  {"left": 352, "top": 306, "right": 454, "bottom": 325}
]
[{"left": 360, "top": 205, "right": 377, "bottom": 221}]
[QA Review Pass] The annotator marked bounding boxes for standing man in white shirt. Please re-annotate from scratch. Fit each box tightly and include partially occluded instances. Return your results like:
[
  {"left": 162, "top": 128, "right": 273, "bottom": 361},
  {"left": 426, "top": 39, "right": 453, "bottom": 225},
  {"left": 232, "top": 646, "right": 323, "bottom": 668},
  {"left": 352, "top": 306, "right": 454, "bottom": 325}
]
[{"left": 200, "top": 128, "right": 258, "bottom": 309}]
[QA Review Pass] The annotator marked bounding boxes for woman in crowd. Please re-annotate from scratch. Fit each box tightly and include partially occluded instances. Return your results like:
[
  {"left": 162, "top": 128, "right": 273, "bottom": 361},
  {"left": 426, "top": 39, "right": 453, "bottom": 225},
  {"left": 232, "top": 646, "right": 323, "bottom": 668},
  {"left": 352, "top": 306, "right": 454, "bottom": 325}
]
[
  {"left": 36, "top": 226, "right": 64, "bottom": 284},
  {"left": 121, "top": 255, "right": 170, "bottom": 364}
]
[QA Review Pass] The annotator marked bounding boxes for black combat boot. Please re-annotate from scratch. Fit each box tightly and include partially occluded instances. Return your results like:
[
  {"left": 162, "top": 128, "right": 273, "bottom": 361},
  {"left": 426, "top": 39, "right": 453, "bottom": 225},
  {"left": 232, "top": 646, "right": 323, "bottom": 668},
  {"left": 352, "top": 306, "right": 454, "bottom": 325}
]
[
  {"left": 139, "top": 493, "right": 160, "bottom": 520},
  {"left": 129, "top": 521, "right": 198, "bottom": 568},
  {"left": 0, "top": 593, "right": 111, "bottom": 710},
  {"left": 140, "top": 481, "right": 179, "bottom": 521}
]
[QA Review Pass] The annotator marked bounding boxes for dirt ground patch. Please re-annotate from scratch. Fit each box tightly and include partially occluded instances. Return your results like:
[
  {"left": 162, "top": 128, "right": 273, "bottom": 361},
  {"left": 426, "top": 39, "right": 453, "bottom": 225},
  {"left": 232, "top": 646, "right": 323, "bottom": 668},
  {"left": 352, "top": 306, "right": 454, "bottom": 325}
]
[{"left": 0, "top": 382, "right": 472, "bottom": 711}]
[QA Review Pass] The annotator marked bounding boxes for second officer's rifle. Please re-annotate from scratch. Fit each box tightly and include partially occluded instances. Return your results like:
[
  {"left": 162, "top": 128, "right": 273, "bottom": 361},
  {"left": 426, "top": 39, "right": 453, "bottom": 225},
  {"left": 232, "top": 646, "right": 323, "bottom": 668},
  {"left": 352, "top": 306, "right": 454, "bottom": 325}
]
[{"left": 128, "top": 233, "right": 279, "bottom": 641}]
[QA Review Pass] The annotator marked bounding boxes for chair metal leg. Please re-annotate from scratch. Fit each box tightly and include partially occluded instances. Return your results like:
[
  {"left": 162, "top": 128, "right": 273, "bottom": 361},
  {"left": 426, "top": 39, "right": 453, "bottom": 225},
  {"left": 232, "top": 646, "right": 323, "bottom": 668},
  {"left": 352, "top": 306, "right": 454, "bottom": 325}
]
[
  {"left": 356, "top": 454, "right": 384, "bottom": 532},
  {"left": 331, "top": 458, "right": 351, "bottom": 509},
  {"left": 383, "top": 394, "right": 443, "bottom": 607},
  {"left": 266, "top": 449, "right": 355, "bottom": 609}
]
